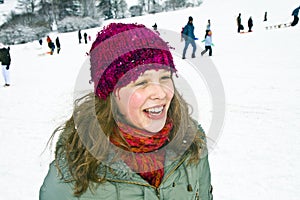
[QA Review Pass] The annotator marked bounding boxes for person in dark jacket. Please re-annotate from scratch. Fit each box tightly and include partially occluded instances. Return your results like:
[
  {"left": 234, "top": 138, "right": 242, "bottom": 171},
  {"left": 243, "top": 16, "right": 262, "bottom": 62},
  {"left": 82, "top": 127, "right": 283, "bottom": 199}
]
[
  {"left": 248, "top": 17, "right": 253, "bottom": 32},
  {"left": 181, "top": 16, "right": 197, "bottom": 59},
  {"left": 206, "top": 19, "right": 211, "bottom": 32},
  {"left": 0, "top": 44, "right": 11, "bottom": 87},
  {"left": 152, "top": 23, "right": 158, "bottom": 30},
  {"left": 84, "top": 32, "right": 88, "bottom": 44},
  {"left": 78, "top": 29, "right": 82, "bottom": 44},
  {"left": 237, "top": 13, "right": 244, "bottom": 33},
  {"left": 264, "top": 11, "right": 268, "bottom": 21},
  {"left": 55, "top": 37, "right": 61, "bottom": 54},
  {"left": 40, "top": 23, "right": 213, "bottom": 200},
  {"left": 291, "top": 6, "right": 300, "bottom": 26}
]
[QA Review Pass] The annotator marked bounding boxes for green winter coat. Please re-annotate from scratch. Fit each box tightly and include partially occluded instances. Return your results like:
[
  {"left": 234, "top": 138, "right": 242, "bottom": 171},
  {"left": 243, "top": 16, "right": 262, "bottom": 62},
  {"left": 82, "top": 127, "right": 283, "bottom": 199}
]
[
  {"left": 40, "top": 127, "right": 213, "bottom": 200},
  {"left": 40, "top": 153, "right": 213, "bottom": 200}
]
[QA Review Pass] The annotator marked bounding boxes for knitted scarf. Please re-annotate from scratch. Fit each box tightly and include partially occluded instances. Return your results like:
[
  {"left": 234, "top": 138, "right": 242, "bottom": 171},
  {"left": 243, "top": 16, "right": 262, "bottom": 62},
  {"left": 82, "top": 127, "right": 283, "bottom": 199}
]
[{"left": 110, "top": 120, "right": 173, "bottom": 188}]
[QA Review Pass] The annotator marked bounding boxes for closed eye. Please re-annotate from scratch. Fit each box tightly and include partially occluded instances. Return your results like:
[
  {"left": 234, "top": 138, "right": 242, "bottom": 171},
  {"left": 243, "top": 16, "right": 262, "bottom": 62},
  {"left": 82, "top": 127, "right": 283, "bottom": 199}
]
[
  {"left": 161, "top": 75, "right": 171, "bottom": 80},
  {"left": 134, "top": 80, "right": 147, "bottom": 86}
]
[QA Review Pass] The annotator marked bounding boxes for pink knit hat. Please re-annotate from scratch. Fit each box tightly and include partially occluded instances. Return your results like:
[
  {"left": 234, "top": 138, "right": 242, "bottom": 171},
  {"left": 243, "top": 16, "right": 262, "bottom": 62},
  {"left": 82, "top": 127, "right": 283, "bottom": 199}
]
[{"left": 89, "top": 23, "right": 176, "bottom": 99}]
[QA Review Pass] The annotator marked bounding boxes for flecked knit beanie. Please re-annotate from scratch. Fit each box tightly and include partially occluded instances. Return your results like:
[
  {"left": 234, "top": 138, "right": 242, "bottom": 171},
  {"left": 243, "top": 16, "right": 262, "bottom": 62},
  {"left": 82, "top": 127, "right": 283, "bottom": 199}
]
[{"left": 89, "top": 23, "right": 176, "bottom": 99}]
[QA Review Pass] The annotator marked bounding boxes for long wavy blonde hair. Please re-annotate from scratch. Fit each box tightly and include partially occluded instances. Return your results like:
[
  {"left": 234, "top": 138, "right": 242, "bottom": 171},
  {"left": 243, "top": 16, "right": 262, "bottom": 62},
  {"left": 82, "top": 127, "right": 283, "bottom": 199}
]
[{"left": 53, "top": 87, "right": 205, "bottom": 196}]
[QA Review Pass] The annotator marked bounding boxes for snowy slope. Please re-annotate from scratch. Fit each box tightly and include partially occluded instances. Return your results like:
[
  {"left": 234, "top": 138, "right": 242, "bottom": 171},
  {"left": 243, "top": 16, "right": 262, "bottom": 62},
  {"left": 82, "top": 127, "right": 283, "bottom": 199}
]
[{"left": 0, "top": 0, "right": 300, "bottom": 199}]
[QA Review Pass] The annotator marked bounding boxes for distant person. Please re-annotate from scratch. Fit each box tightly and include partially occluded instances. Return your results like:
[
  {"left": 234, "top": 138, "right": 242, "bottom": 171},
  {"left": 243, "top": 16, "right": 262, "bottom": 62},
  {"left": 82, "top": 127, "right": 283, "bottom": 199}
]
[
  {"left": 88, "top": 35, "right": 91, "bottom": 42},
  {"left": 237, "top": 13, "right": 244, "bottom": 33},
  {"left": 152, "top": 23, "right": 160, "bottom": 35},
  {"left": 46, "top": 36, "right": 55, "bottom": 55},
  {"left": 181, "top": 16, "right": 197, "bottom": 59},
  {"left": 84, "top": 32, "right": 88, "bottom": 44},
  {"left": 201, "top": 30, "right": 213, "bottom": 57},
  {"left": 55, "top": 37, "right": 61, "bottom": 54},
  {"left": 205, "top": 19, "right": 211, "bottom": 38},
  {"left": 264, "top": 11, "right": 268, "bottom": 21},
  {"left": 248, "top": 17, "right": 253, "bottom": 32},
  {"left": 46, "top": 35, "right": 51, "bottom": 44},
  {"left": 152, "top": 23, "right": 158, "bottom": 30},
  {"left": 206, "top": 19, "right": 211, "bottom": 31},
  {"left": 0, "top": 44, "right": 11, "bottom": 87},
  {"left": 78, "top": 29, "right": 82, "bottom": 44},
  {"left": 291, "top": 6, "right": 300, "bottom": 26},
  {"left": 39, "top": 39, "right": 43, "bottom": 46}
]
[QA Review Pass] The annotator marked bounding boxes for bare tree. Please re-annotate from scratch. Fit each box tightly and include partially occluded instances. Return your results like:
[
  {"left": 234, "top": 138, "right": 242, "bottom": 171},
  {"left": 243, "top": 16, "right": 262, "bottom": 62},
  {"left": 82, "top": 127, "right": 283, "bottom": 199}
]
[
  {"left": 17, "top": 0, "right": 37, "bottom": 14},
  {"left": 111, "top": 0, "right": 127, "bottom": 18},
  {"left": 82, "top": 0, "right": 96, "bottom": 18},
  {"left": 138, "top": 0, "right": 146, "bottom": 12},
  {"left": 96, "top": 0, "right": 113, "bottom": 19}
]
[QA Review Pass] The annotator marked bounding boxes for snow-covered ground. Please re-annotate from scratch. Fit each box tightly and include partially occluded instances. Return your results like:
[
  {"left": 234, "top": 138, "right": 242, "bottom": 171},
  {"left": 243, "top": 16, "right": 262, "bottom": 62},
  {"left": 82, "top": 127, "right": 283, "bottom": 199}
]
[{"left": 1, "top": 0, "right": 300, "bottom": 199}]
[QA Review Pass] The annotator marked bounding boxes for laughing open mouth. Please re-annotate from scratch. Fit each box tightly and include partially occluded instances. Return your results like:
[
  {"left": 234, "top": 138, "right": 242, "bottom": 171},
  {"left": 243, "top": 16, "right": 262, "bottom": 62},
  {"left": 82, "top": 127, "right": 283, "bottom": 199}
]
[{"left": 144, "top": 105, "right": 164, "bottom": 116}]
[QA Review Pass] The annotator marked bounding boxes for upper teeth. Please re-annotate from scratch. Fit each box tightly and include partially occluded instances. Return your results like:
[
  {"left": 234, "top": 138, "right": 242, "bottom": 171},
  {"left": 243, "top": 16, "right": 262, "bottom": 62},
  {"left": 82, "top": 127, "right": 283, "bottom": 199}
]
[{"left": 146, "top": 106, "right": 163, "bottom": 113}]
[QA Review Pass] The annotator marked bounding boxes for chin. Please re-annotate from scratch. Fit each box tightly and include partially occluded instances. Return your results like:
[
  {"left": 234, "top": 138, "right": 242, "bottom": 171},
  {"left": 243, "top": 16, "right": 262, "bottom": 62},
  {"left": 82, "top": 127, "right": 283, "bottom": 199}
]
[{"left": 143, "top": 118, "right": 167, "bottom": 133}]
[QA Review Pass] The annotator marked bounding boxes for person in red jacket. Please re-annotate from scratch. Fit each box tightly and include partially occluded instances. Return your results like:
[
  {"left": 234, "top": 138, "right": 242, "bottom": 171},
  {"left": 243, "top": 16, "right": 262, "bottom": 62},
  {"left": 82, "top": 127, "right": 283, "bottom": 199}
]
[{"left": 46, "top": 36, "right": 55, "bottom": 55}]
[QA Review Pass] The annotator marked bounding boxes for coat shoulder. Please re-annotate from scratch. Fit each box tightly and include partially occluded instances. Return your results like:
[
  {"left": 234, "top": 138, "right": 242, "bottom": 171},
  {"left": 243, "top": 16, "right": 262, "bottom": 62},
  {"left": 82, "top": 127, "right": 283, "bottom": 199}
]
[{"left": 39, "top": 161, "right": 75, "bottom": 199}]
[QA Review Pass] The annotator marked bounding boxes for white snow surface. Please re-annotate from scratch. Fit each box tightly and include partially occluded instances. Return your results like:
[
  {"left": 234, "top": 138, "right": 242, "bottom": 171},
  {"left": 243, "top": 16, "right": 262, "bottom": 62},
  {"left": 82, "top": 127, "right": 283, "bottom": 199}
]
[{"left": 1, "top": 0, "right": 300, "bottom": 199}]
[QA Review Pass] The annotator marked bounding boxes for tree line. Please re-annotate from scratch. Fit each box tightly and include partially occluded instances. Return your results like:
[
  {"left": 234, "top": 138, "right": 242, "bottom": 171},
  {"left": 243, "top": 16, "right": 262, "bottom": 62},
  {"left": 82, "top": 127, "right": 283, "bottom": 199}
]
[
  {"left": 16, "top": 0, "right": 202, "bottom": 22},
  {"left": 0, "top": 0, "right": 202, "bottom": 45}
]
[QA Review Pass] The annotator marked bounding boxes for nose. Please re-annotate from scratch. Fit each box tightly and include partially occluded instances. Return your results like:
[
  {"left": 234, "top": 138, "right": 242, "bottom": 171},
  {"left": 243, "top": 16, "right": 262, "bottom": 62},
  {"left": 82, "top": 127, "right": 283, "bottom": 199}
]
[{"left": 149, "top": 83, "right": 167, "bottom": 100}]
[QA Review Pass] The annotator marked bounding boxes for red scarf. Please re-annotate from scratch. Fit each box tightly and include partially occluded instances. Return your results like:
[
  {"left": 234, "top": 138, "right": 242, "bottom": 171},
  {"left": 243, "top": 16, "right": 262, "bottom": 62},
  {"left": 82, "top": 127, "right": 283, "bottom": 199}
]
[{"left": 110, "top": 120, "right": 173, "bottom": 188}]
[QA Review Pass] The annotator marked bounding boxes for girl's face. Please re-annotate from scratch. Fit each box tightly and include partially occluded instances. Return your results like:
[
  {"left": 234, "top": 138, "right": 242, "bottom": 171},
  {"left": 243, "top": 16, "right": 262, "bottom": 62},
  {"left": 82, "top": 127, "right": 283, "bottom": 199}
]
[{"left": 114, "top": 69, "right": 174, "bottom": 133}]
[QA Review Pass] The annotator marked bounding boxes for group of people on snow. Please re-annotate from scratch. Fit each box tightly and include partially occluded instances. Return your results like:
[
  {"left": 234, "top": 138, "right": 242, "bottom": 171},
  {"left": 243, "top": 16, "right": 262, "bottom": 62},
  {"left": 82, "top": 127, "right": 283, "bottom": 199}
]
[
  {"left": 2, "top": 5, "right": 299, "bottom": 88},
  {"left": 236, "top": 13, "right": 254, "bottom": 33},
  {"left": 45, "top": 35, "right": 61, "bottom": 55},
  {"left": 43, "top": 28, "right": 92, "bottom": 56},
  {"left": 78, "top": 29, "right": 91, "bottom": 44},
  {"left": 237, "top": 5, "right": 300, "bottom": 33},
  {"left": 1, "top": 28, "right": 92, "bottom": 87},
  {"left": 181, "top": 16, "right": 213, "bottom": 58}
]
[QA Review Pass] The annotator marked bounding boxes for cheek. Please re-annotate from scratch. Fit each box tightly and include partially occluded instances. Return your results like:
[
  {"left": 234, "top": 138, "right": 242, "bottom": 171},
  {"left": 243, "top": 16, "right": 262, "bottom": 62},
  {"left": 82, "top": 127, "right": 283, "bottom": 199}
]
[
  {"left": 128, "top": 92, "right": 145, "bottom": 110},
  {"left": 166, "top": 83, "right": 175, "bottom": 100},
  {"left": 115, "top": 88, "right": 133, "bottom": 115},
  {"left": 117, "top": 89, "right": 145, "bottom": 114},
  {"left": 126, "top": 92, "right": 146, "bottom": 125}
]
